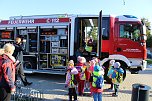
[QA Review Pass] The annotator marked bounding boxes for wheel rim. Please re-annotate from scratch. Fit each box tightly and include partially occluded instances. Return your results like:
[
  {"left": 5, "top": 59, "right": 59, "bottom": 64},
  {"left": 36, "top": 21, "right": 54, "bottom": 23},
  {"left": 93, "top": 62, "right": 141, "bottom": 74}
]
[{"left": 23, "top": 61, "right": 32, "bottom": 69}]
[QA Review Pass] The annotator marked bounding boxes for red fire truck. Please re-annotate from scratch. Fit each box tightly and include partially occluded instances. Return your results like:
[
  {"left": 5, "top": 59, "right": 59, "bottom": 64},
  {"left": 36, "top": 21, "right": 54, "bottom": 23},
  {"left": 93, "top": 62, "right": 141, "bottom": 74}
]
[{"left": 0, "top": 11, "right": 147, "bottom": 81}]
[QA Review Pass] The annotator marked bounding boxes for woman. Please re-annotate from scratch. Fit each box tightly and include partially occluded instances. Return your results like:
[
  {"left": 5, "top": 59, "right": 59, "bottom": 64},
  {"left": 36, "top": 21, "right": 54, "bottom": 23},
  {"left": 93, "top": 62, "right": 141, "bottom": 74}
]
[{"left": 0, "top": 43, "right": 16, "bottom": 101}]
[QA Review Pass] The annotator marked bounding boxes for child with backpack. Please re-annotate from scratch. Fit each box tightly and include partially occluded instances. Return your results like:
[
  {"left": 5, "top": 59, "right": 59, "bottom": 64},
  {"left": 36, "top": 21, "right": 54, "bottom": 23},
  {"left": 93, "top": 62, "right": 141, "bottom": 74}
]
[
  {"left": 65, "top": 60, "right": 78, "bottom": 101},
  {"left": 75, "top": 56, "right": 87, "bottom": 96},
  {"left": 107, "top": 60, "right": 115, "bottom": 90},
  {"left": 111, "top": 62, "right": 124, "bottom": 97},
  {"left": 91, "top": 64, "right": 104, "bottom": 101},
  {"left": 87, "top": 59, "right": 95, "bottom": 96}
]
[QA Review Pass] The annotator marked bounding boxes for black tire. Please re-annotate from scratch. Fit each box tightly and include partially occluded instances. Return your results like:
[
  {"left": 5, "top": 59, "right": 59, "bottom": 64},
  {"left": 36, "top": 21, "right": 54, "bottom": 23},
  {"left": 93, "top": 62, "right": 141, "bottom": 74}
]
[
  {"left": 103, "top": 61, "right": 112, "bottom": 84},
  {"left": 23, "top": 57, "right": 36, "bottom": 69},
  {"left": 119, "top": 61, "right": 127, "bottom": 81}
]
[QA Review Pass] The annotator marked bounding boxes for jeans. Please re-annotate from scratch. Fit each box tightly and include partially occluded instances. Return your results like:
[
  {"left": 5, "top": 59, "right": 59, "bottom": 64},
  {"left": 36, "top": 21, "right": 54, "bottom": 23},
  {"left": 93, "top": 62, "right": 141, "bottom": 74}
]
[{"left": 93, "top": 92, "right": 102, "bottom": 101}]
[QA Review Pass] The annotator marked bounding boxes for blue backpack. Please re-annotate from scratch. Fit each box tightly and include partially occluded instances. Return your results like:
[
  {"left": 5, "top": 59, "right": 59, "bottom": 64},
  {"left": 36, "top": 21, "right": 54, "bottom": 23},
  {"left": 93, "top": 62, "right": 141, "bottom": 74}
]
[{"left": 94, "top": 75, "right": 103, "bottom": 89}]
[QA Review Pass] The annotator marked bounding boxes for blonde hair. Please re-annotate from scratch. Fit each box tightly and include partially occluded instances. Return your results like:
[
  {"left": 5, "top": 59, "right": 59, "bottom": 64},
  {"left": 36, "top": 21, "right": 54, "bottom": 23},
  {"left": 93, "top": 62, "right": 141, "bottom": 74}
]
[{"left": 3, "top": 43, "right": 15, "bottom": 54}]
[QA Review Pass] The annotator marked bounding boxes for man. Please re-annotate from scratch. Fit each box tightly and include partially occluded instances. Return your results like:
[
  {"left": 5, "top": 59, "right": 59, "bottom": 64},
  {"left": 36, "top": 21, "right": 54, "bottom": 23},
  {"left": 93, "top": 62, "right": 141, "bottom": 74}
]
[{"left": 13, "top": 37, "right": 32, "bottom": 86}]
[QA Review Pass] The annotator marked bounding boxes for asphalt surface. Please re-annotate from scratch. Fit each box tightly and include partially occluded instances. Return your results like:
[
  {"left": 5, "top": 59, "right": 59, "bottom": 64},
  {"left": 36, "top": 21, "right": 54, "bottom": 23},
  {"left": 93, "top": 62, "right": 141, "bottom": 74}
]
[{"left": 13, "top": 67, "right": 152, "bottom": 101}]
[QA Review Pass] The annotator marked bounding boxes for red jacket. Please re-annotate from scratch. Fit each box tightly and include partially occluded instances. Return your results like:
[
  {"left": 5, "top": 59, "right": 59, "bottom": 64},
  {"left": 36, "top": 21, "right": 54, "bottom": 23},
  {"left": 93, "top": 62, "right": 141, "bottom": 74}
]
[
  {"left": 75, "top": 62, "right": 84, "bottom": 82},
  {"left": 85, "top": 68, "right": 91, "bottom": 81},
  {"left": 91, "top": 87, "right": 103, "bottom": 93},
  {"left": 0, "top": 54, "right": 16, "bottom": 91}
]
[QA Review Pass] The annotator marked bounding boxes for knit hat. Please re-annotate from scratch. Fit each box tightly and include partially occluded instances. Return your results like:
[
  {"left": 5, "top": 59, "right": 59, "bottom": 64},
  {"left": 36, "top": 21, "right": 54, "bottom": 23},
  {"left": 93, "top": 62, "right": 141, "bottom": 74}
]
[
  {"left": 67, "top": 60, "right": 74, "bottom": 70},
  {"left": 110, "top": 60, "right": 115, "bottom": 66},
  {"left": 77, "top": 56, "right": 86, "bottom": 64},
  {"left": 68, "top": 60, "right": 74, "bottom": 66},
  {"left": 90, "top": 60, "right": 95, "bottom": 65},
  {"left": 114, "top": 62, "right": 121, "bottom": 68},
  {"left": 94, "top": 65, "right": 101, "bottom": 71}
]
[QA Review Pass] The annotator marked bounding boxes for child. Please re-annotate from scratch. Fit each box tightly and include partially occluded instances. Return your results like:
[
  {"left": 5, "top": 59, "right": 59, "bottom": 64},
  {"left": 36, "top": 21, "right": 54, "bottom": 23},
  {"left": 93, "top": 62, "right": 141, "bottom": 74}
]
[
  {"left": 111, "top": 62, "right": 124, "bottom": 97},
  {"left": 88, "top": 59, "right": 96, "bottom": 96},
  {"left": 76, "top": 56, "right": 87, "bottom": 96},
  {"left": 107, "top": 60, "right": 115, "bottom": 90},
  {"left": 84, "top": 62, "right": 91, "bottom": 91},
  {"left": 65, "top": 60, "right": 78, "bottom": 101},
  {"left": 91, "top": 64, "right": 104, "bottom": 101}
]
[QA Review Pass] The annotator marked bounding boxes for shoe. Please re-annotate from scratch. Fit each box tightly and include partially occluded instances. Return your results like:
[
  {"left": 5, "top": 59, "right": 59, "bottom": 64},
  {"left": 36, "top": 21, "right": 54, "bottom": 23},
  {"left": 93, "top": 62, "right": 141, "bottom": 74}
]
[
  {"left": 107, "top": 88, "right": 113, "bottom": 91},
  {"left": 89, "top": 93, "right": 92, "bottom": 97},
  {"left": 24, "top": 82, "right": 32, "bottom": 86},
  {"left": 78, "top": 93, "right": 83, "bottom": 96},
  {"left": 112, "top": 93, "right": 118, "bottom": 97}
]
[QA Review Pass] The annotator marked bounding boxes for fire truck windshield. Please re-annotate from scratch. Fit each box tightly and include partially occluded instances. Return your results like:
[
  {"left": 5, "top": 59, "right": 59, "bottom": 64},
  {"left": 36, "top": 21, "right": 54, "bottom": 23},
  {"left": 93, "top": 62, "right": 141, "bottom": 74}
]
[{"left": 120, "top": 23, "right": 143, "bottom": 41}]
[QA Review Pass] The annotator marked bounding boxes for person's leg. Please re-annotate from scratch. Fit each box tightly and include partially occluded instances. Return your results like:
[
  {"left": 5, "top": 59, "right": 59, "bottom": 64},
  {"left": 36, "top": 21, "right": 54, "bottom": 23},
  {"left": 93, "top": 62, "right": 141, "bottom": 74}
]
[
  {"left": 115, "top": 84, "right": 119, "bottom": 96},
  {"left": 112, "top": 84, "right": 116, "bottom": 96},
  {"left": 18, "top": 64, "right": 32, "bottom": 86},
  {"left": 0, "top": 88, "right": 11, "bottom": 101},
  {"left": 80, "top": 80, "right": 85, "bottom": 95},
  {"left": 92, "top": 92, "right": 98, "bottom": 101},
  {"left": 0, "top": 88, "right": 4, "bottom": 101},
  {"left": 73, "top": 88, "right": 77, "bottom": 101},
  {"left": 98, "top": 92, "right": 102, "bottom": 101},
  {"left": 108, "top": 79, "right": 113, "bottom": 90},
  {"left": 112, "top": 84, "right": 118, "bottom": 96},
  {"left": 110, "top": 82, "right": 113, "bottom": 89},
  {"left": 78, "top": 82, "right": 81, "bottom": 95},
  {"left": 5, "top": 93, "right": 11, "bottom": 101},
  {"left": 89, "top": 82, "right": 93, "bottom": 96},
  {"left": 69, "top": 88, "right": 73, "bottom": 101}
]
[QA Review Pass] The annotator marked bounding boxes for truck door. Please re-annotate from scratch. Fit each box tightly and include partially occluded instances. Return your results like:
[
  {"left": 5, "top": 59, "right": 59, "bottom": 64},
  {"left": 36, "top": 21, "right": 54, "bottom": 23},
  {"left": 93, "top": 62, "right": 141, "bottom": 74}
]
[
  {"left": 74, "top": 16, "right": 98, "bottom": 61},
  {"left": 114, "top": 22, "right": 145, "bottom": 59}
]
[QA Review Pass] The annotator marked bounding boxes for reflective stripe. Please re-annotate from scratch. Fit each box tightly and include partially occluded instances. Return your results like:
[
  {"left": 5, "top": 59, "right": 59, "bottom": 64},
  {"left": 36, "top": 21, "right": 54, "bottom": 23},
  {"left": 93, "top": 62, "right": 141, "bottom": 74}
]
[
  {"left": 92, "top": 71, "right": 102, "bottom": 87},
  {"left": 69, "top": 74, "right": 75, "bottom": 87}
]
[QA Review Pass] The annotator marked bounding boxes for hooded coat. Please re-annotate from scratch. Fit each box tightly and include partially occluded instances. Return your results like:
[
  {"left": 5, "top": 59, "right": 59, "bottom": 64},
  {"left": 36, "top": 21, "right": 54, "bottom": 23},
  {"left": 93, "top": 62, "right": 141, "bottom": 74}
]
[{"left": 0, "top": 53, "right": 16, "bottom": 92}]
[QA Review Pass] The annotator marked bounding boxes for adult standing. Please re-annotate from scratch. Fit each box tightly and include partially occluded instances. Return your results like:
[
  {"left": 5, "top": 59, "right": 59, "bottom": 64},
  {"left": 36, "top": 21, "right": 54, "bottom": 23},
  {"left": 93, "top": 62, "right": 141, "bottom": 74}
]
[
  {"left": 13, "top": 37, "right": 32, "bottom": 86},
  {"left": 0, "top": 43, "right": 16, "bottom": 101}
]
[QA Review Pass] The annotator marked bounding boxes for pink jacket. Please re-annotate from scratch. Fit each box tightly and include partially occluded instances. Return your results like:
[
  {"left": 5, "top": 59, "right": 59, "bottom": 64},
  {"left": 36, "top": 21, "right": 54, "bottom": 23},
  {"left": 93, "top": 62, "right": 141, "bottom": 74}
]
[{"left": 65, "top": 67, "right": 78, "bottom": 88}]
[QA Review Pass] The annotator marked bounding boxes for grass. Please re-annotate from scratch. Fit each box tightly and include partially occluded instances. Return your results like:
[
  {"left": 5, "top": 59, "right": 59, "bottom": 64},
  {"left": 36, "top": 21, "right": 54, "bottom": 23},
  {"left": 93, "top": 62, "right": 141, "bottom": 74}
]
[{"left": 146, "top": 59, "right": 152, "bottom": 65}]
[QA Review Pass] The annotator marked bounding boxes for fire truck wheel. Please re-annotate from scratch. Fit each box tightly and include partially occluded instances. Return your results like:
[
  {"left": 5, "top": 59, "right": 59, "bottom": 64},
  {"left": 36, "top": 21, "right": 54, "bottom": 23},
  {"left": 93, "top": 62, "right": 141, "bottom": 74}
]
[
  {"left": 23, "top": 61, "right": 33, "bottom": 69},
  {"left": 103, "top": 61, "right": 112, "bottom": 84},
  {"left": 23, "top": 57, "right": 36, "bottom": 69},
  {"left": 120, "top": 62, "right": 127, "bottom": 81}
]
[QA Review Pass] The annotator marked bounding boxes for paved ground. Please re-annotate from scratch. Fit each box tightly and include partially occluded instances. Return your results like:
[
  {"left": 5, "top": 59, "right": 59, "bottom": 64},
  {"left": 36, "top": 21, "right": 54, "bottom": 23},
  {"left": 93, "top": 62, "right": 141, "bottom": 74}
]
[{"left": 14, "top": 67, "right": 152, "bottom": 101}]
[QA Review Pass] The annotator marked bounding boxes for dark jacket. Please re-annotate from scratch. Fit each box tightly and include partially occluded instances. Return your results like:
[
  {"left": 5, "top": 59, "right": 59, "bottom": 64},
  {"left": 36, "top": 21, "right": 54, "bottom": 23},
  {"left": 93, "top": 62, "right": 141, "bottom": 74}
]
[
  {"left": 13, "top": 43, "right": 24, "bottom": 60},
  {"left": 0, "top": 54, "right": 16, "bottom": 92}
]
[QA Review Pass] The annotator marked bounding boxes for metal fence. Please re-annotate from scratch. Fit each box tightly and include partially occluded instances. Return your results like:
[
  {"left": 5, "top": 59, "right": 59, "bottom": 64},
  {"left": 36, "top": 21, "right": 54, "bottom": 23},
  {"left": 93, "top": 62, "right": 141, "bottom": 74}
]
[{"left": 11, "top": 80, "right": 44, "bottom": 101}]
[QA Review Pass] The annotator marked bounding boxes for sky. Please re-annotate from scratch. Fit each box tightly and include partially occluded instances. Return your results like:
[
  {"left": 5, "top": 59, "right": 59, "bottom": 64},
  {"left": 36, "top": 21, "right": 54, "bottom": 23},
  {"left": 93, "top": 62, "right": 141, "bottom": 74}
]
[{"left": 0, "top": 0, "right": 152, "bottom": 27}]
